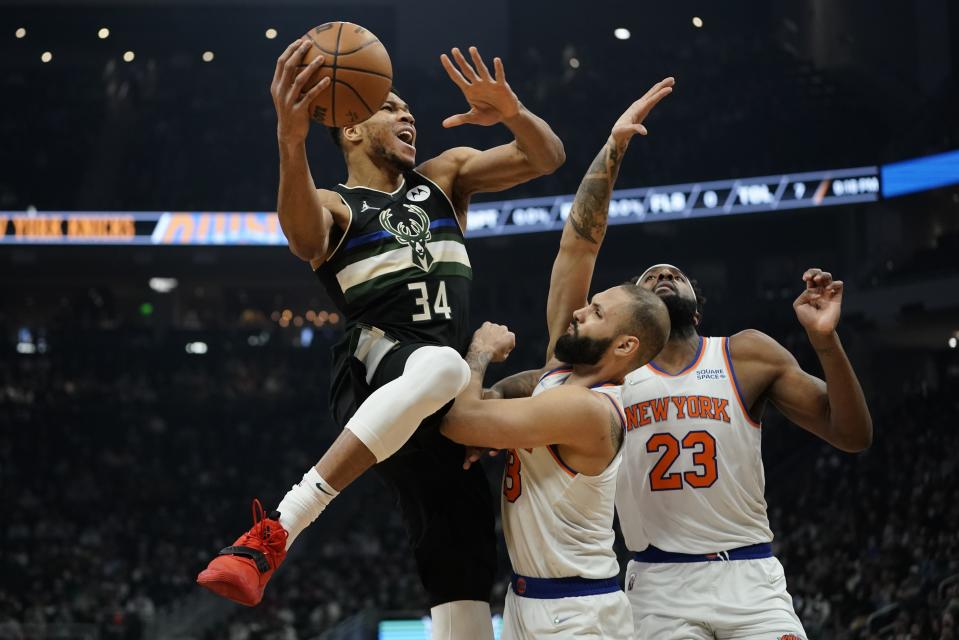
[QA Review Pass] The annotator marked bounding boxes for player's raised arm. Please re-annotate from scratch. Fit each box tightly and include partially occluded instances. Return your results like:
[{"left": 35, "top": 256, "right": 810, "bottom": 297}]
[
  {"left": 417, "top": 47, "right": 565, "bottom": 216},
  {"left": 732, "top": 269, "right": 873, "bottom": 452},
  {"left": 545, "top": 79, "right": 675, "bottom": 360},
  {"left": 272, "top": 40, "right": 338, "bottom": 262}
]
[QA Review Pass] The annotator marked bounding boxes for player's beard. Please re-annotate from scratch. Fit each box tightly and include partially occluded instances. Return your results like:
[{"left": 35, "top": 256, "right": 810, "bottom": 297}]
[
  {"left": 554, "top": 323, "right": 613, "bottom": 366},
  {"left": 662, "top": 293, "right": 698, "bottom": 339},
  {"left": 371, "top": 135, "right": 415, "bottom": 172}
]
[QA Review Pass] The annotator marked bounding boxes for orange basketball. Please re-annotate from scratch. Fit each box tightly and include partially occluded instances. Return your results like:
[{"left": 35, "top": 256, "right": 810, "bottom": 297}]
[{"left": 300, "top": 21, "right": 393, "bottom": 127}]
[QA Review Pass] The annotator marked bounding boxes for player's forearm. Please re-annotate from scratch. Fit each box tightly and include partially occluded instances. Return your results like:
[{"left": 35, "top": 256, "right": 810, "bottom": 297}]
[
  {"left": 502, "top": 106, "right": 565, "bottom": 175},
  {"left": 442, "top": 347, "right": 496, "bottom": 444},
  {"left": 277, "top": 140, "right": 332, "bottom": 261},
  {"left": 563, "top": 135, "right": 628, "bottom": 247},
  {"left": 488, "top": 368, "right": 542, "bottom": 399},
  {"left": 808, "top": 331, "right": 873, "bottom": 451}
]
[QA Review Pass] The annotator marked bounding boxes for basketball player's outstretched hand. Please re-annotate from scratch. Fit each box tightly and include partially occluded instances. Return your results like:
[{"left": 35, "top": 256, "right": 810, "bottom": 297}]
[
  {"left": 440, "top": 46, "right": 521, "bottom": 128},
  {"left": 469, "top": 321, "right": 516, "bottom": 363},
  {"left": 271, "top": 40, "right": 331, "bottom": 144},
  {"left": 611, "top": 77, "right": 676, "bottom": 144},
  {"left": 793, "top": 268, "right": 844, "bottom": 336}
]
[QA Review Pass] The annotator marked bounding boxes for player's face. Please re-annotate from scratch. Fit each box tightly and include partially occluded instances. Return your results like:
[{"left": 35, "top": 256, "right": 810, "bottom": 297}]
[
  {"left": 637, "top": 264, "right": 699, "bottom": 331},
  {"left": 636, "top": 264, "right": 696, "bottom": 303},
  {"left": 363, "top": 93, "right": 417, "bottom": 171},
  {"left": 556, "top": 288, "right": 631, "bottom": 365}
]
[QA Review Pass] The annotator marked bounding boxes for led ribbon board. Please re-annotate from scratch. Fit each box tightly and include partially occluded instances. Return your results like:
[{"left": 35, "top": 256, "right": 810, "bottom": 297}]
[{"left": 0, "top": 164, "right": 897, "bottom": 246}]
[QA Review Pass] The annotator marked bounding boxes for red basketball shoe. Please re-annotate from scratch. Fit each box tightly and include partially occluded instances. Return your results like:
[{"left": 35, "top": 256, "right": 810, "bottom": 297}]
[{"left": 196, "top": 499, "right": 288, "bottom": 606}]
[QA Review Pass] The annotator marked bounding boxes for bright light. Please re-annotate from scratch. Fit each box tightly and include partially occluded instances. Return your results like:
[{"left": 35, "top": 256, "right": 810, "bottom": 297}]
[
  {"left": 692, "top": 16, "right": 704, "bottom": 28},
  {"left": 614, "top": 28, "right": 631, "bottom": 40},
  {"left": 569, "top": 57, "right": 580, "bottom": 69},
  {"left": 15, "top": 27, "right": 26, "bottom": 39},
  {"left": 123, "top": 50, "right": 135, "bottom": 62},
  {"left": 40, "top": 51, "right": 52, "bottom": 63},
  {"left": 16, "top": 342, "right": 37, "bottom": 354},
  {"left": 265, "top": 28, "right": 278, "bottom": 40},
  {"left": 98, "top": 27, "right": 110, "bottom": 39},
  {"left": 149, "top": 277, "right": 178, "bottom": 293},
  {"left": 185, "top": 341, "right": 208, "bottom": 355},
  {"left": 949, "top": 336, "right": 958, "bottom": 349},
  {"left": 300, "top": 327, "right": 314, "bottom": 348},
  {"left": 202, "top": 50, "right": 214, "bottom": 62}
]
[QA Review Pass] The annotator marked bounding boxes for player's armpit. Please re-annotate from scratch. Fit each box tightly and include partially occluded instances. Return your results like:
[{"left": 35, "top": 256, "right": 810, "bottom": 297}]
[{"left": 441, "top": 385, "right": 611, "bottom": 452}]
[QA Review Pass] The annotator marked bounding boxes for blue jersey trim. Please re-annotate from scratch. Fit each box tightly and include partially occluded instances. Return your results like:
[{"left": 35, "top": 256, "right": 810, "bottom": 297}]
[
  {"left": 648, "top": 336, "right": 704, "bottom": 376},
  {"left": 343, "top": 217, "right": 461, "bottom": 251}
]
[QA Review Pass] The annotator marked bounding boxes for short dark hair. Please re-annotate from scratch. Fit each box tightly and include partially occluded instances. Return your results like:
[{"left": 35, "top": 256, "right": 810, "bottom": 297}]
[
  {"left": 617, "top": 284, "right": 670, "bottom": 365},
  {"left": 628, "top": 273, "right": 707, "bottom": 325},
  {"left": 327, "top": 86, "right": 403, "bottom": 149}
]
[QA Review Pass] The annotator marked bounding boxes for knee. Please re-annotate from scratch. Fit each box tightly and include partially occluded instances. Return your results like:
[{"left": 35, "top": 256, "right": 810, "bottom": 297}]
[{"left": 408, "top": 346, "right": 470, "bottom": 401}]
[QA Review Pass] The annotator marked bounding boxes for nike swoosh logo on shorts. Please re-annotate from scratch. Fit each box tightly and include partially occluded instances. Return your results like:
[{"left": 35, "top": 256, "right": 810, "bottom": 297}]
[{"left": 553, "top": 613, "right": 581, "bottom": 625}]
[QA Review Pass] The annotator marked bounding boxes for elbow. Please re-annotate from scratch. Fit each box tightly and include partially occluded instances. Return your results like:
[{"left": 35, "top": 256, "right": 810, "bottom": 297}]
[
  {"left": 540, "top": 142, "right": 566, "bottom": 175},
  {"left": 286, "top": 237, "right": 326, "bottom": 263},
  {"left": 838, "top": 419, "right": 874, "bottom": 453}
]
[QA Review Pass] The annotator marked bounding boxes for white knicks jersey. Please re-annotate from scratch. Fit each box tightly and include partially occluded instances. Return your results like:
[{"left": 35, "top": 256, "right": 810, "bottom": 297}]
[
  {"left": 502, "top": 367, "right": 626, "bottom": 579},
  {"left": 616, "top": 336, "right": 773, "bottom": 554}
]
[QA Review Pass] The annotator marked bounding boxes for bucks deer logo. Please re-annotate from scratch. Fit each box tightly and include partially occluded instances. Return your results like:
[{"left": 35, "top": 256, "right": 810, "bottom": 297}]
[{"left": 379, "top": 204, "right": 434, "bottom": 272}]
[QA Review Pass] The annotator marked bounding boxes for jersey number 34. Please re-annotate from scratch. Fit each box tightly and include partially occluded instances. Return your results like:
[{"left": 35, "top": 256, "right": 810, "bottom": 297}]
[{"left": 408, "top": 281, "right": 451, "bottom": 321}]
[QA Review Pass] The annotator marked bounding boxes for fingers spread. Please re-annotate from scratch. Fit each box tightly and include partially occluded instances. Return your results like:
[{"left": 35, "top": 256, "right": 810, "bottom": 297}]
[
  {"left": 442, "top": 111, "right": 473, "bottom": 128},
  {"left": 493, "top": 57, "right": 507, "bottom": 83},
  {"left": 451, "top": 47, "right": 480, "bottom": 82},
  {"left": 297, "top": 76, "right": 331, "bottom": 106},
  {"left": 468, "top": 46, "right": 493, "bottom": 81},
  {"left": 441, "top": 53, "right": 470, "bottom": 88},
  {"left": 291, "top": 55, "right": 325, "bottom": 97}
]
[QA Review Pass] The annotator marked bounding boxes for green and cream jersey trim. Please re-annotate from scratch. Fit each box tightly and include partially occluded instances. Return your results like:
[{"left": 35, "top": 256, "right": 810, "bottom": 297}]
[{"left": 314, "top": 172, "right": 472, "bottom": 336}]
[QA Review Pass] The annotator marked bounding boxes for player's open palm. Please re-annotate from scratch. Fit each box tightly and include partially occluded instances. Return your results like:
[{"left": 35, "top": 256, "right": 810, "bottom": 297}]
[
  {"left": 440, "top": 47, "right": 520, "bottom": 128},
  {"left": 793, "top": 268, "right": 844, "bottom": 335},
  {"left": 611, "top": 77, "right": 675, "bottom": 144},
  {"left": 272, "top": 40, "right": 331, "bottom": 144}
]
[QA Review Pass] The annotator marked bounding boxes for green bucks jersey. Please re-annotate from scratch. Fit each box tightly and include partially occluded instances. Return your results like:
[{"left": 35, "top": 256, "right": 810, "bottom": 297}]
[{"left": 315, "top": 170, "right": 472, "bottom": 353}]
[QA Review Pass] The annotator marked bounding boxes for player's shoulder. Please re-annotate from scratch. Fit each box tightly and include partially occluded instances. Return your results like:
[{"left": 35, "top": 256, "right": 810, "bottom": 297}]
[
  {"left": 416, "top": 147, "right": 481, "bottom": 181},
  {"left": 316, "top": 188, "right": 347, "bottom": 210},
  {"left": 728, "top": 329, "right": 795, "bottom": 366}
]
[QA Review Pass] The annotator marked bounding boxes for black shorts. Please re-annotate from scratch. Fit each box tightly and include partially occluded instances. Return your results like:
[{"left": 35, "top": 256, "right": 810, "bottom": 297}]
[{"left": 330, "top": 339, "right": 497, "bottom": 607}]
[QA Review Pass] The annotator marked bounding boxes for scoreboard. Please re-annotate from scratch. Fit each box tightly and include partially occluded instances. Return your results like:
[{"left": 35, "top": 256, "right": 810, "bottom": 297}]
[
  {"left": 465, "top": 165, "right": 880, "bottom": 238},
  {"left": 0, "top": 165, "right": 882, "bottom": 246}
]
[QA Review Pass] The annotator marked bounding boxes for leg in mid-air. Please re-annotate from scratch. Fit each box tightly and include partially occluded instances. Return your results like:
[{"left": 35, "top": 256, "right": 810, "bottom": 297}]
[{"left": 197, "top": 344, "right": 470, "bottom": 606}]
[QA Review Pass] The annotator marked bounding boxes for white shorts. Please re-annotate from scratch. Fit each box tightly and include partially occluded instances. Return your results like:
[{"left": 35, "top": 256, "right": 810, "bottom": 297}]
[
  {"left": 625, "top": 557, "right": 807, "bottom": 640},
  {"left": 502, "top": 586, "right": 634, "bottom": 639}
]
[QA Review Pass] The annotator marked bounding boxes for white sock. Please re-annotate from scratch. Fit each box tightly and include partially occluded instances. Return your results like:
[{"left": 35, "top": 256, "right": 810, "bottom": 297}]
[
  {"left": 429, "top": 600, "right": 493, "bottom": 640},
  {"left": 276, "top": 467, "right": 339, "bottom": 550}
]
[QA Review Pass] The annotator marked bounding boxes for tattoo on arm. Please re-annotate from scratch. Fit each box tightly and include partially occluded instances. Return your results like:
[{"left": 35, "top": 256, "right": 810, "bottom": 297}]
[
  {"left": 490, "top": 369, "right": 542, "bottom": 399},
  {"left": 567, "top": 137, "right": 626, "bottom": 244},
  {"left": 465, "top": 349, "right": 494, "bottom": 377}
]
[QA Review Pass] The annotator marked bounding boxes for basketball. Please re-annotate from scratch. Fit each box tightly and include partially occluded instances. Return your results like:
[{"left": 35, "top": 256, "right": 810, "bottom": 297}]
[{"left": 300, "top": 21, "right": 393, "bottom": 127}]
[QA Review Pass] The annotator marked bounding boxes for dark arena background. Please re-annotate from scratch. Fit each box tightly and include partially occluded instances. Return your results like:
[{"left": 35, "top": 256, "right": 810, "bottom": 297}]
[{"left": 2, "top": 0, "right": 958, "bottom": 638}]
